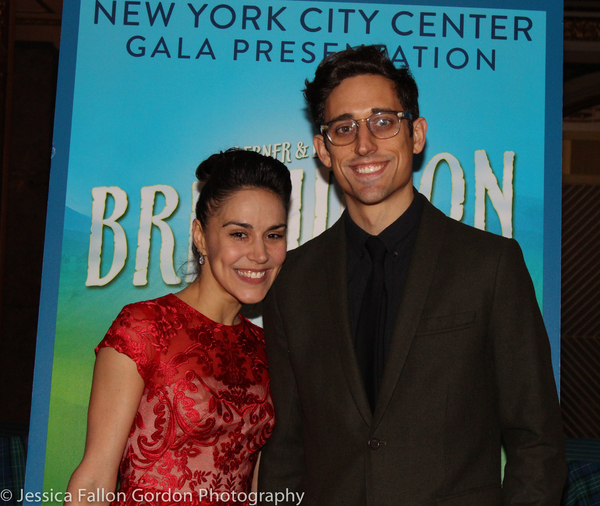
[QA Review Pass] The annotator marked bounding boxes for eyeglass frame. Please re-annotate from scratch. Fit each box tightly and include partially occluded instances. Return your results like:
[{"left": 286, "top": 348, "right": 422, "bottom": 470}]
[{"left": 320, "top": 111, "right": 413, "bottom": 146}]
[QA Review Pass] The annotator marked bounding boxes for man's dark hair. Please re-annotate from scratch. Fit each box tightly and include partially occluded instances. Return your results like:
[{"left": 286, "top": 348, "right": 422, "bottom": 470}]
[{"left": 303, "top": 45, "right": 420, "bottom": 135}]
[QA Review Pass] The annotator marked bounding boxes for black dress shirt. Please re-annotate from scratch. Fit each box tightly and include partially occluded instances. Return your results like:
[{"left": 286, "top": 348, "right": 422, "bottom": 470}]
[{"left": 346, "top": 190, "right": 424, "bottom": 364}]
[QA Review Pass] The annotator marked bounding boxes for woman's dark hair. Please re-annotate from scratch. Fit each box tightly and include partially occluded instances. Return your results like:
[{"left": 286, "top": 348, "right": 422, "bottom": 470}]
[
  {"left": 195, "top": 148, "right": 292, "bottom": 231},
  {"left": 303, "top": 45, "right": 420, "bottom": 135}
]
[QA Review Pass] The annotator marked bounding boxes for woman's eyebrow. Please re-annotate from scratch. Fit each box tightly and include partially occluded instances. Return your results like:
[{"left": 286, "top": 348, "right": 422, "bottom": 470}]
[
  {"left": 222, "top": 222, "right": 287, "bottom": 230},
  {"left": 223, "top": 221, "right": 252, "bottom": 229}
]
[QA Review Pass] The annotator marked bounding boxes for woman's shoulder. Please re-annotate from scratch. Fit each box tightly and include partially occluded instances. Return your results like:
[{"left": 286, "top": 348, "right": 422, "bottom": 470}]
[
  {"left": 237, "top": 314, "right": 265, "bottom": 342},
  {"left": 116, "top": 293, "right": 180, "bottom": 321},
  {"left": 96, "top": 294, "right": 184, "bottom": 368}
]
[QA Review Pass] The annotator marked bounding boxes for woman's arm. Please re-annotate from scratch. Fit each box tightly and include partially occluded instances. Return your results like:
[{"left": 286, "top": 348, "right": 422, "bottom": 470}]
[
  {"left": 251, "top": 452, "right": 261, "bottom": 493},
  {"left": 66, "top": 347, "right": 145, "bottom": 506}
]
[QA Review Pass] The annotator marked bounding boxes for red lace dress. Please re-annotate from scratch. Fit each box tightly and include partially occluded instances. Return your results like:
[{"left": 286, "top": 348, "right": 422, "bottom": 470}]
[{"left": 96, "top": 294, "right": 275, "bottom": 506}]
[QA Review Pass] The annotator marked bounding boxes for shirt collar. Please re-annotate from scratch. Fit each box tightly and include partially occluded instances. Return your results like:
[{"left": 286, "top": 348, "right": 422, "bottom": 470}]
[{"left": 345, "top": 189, "right": 424, "bottom": 256}]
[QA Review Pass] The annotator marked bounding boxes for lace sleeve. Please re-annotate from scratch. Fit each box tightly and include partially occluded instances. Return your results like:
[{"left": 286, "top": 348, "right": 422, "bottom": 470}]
[{"left": 95, "top": 302, "right": 159, "bottom": 381}]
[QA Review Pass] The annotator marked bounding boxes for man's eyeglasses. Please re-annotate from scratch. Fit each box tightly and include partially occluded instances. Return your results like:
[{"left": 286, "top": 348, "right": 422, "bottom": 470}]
[{"left": 320, "top": 111, "right": 413, "bottom": 146}]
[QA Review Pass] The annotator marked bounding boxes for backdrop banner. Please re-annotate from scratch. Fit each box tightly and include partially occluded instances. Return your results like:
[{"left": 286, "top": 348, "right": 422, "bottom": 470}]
[{"left": 25, "top": 0, "right": 562, "bottom": 501}]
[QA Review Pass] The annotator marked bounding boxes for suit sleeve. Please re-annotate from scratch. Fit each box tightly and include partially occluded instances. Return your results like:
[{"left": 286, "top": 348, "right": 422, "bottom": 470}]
[
  {"left": 490, "top": 239, "right": 566, "bottom": 505},
  {"left": 258, "top": 279, "right": 307, "bottom": 504}
]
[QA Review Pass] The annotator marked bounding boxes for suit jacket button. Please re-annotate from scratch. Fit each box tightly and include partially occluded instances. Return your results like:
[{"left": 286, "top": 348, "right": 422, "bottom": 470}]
[{"left": 368, "top": 438, "right": 380, "bottom": 450}]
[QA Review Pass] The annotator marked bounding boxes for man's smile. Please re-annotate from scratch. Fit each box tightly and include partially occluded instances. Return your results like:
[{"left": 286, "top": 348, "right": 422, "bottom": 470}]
[{"left": 350, "top": 160, "right": 388, "bottom": 175}]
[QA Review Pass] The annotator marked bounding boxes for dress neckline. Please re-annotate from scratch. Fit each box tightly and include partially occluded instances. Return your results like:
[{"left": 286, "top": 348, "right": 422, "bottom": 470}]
[{"left": 166, "top": 293, "right": 246, "bottom": 329}]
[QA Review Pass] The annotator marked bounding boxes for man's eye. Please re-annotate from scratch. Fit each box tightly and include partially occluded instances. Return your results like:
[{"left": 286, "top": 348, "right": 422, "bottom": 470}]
[
  {"left": 334, "top": 123, "right": 354, "bottom": 135},
  {"left": 373, "top": 117, "right": 394, "bottom": 129}
]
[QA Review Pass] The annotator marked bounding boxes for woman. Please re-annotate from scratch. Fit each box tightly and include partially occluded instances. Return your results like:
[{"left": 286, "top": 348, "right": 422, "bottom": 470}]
[{"left": 67, "top": 149, "right": 291, "bottom": 506}]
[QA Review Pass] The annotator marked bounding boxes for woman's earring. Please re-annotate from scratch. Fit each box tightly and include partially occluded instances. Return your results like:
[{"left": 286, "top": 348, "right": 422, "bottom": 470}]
[{"left": 198, "top": 253, "right": 205, "bottom": 266}]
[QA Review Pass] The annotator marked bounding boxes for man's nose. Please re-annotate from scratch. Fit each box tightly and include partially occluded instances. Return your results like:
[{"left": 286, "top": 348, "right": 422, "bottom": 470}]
[{"left": 354, "top": 121, "right": 377, "bottom": 156}]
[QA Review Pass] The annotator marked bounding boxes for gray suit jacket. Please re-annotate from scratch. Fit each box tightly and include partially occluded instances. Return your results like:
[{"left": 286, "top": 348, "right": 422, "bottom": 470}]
[{"left": 259, "top": 194, "right": 566, "bottom": 506}]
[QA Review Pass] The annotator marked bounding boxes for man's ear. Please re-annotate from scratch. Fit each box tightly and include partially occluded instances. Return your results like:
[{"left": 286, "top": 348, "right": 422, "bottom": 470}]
[
  {"left": 192, "top": 219, "right": 206, "bottom": 256},
  {"left": 313, "top": 134, "right": 332, "bottom": 167},
  {"left": 412, "top": 117, "right": 427, "bottom": 154}
]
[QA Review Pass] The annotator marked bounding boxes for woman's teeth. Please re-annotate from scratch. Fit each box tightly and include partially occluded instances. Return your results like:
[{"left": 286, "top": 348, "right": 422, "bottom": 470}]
[{"left": 236, "top": 270, "right": 266, "bottom": 279}]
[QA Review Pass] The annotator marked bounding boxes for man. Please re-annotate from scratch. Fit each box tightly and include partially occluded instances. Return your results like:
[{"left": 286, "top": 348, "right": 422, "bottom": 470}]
[{"left": 258, "top": 45, "right": 565, "bottom": 505}]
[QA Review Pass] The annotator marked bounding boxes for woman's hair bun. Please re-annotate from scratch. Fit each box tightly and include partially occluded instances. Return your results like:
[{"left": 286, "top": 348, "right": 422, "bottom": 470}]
[
  {"left": 194, "top": 147, "right": 292, "bottom": 229},
  {"left": 195, "top": 151, "right": 226, "bottom": 182}
]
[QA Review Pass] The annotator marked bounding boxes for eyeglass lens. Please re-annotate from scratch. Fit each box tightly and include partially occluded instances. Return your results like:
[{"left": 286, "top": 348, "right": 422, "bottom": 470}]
[{"left": 327, "top": 112, "right": 402, "bottom": 145}]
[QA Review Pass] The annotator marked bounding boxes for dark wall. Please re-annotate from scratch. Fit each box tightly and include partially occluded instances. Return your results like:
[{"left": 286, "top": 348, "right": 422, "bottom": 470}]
[{"left": 0, "top": 41, "right": 57, "bottom": 425}]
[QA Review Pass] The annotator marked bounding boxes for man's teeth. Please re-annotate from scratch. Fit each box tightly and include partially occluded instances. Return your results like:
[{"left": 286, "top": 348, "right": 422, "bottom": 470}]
[
  {"left": 236, "top": 270, "right": 266, "bottom": 279},
  {"left": 355, "top": 164, "right": 384, "bottom": 174}
]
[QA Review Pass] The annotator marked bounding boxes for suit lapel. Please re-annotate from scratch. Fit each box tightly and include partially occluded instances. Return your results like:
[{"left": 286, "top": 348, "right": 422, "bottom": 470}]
[
  {"left": 373, "top": 197, "right": 448, "bottom": 426},
  {"left": 324, "top": 218, "right": 373, "bottom": 424}
]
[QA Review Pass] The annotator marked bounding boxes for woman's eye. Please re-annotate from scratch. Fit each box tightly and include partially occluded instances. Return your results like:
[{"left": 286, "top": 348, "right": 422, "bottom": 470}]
[
  {"left": 230, "top": 231, "right": 247, "bottom": 239},
  {"left": 267, "top": 233, "right": 284, "bottom": 240}
]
